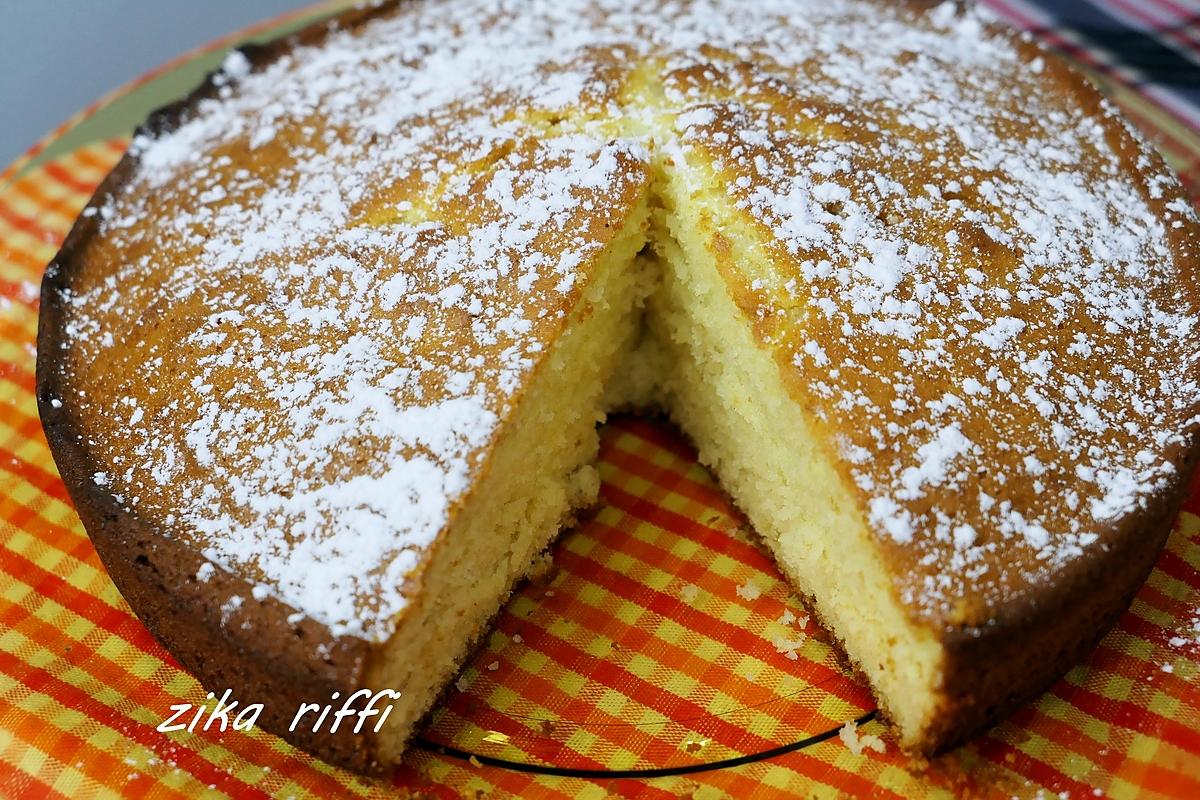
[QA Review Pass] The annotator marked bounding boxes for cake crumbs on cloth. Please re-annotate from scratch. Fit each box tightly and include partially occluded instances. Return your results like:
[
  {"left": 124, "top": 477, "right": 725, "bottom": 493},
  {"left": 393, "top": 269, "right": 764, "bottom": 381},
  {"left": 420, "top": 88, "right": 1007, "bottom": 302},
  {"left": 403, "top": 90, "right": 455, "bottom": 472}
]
[
  {"left": 1168, "top": 610, "right": 1200, "bottom": 648},
  {"left": 736, "top": 580, "right": 762, "bottom": 601},
  {"left": 839, "top": 720, "right": 886, "bottom": 755},
  {"left": 773, "top": 633, "right": 807, "bottom": 660}
]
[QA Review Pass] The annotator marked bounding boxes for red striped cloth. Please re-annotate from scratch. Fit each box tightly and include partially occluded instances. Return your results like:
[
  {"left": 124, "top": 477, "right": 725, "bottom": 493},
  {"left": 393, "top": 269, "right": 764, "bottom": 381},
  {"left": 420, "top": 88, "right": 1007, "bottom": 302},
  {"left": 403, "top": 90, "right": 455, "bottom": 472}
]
[{"left": 982, "top": 0, "right": 1200, "bottom": 133}]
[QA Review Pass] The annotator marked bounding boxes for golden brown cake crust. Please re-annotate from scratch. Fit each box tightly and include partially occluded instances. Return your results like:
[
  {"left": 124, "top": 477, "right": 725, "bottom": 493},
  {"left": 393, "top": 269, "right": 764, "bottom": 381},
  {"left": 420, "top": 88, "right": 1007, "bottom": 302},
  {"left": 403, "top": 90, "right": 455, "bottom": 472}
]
[
  {"left": 931, "top": 453, "right": 1198, "bottom": 751},
  {"left": 37, "top": 4, "right": 397, "bottom": 771},
  {"left": 694, "top": 35, "right": 1200, "bottom": 739},
  {"left": 38, "top": 1, "right": 653, "bottom": 770},
  {"left": 46, "top": 1, "right": 651, "bottom": 646},
  {"left": 37, "top": 0, "right": 1200, "bottom": 772},
  {"left": 683, "top": 23, "right": 1200, "bottom": 632}
]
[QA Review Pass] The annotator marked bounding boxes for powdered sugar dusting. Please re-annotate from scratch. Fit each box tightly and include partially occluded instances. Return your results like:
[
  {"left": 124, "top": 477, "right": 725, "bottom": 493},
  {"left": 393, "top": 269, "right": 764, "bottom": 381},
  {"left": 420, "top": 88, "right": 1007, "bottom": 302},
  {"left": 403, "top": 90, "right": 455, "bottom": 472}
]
[
  {"left": 62, "top": 0, "right": 655, "bottom": 640},
  {"left": 665, "top": 1, "right": 1200, "bottom": 619},
  {"left": 55, "top": 0, "right": 1200, "bottom": 637}
]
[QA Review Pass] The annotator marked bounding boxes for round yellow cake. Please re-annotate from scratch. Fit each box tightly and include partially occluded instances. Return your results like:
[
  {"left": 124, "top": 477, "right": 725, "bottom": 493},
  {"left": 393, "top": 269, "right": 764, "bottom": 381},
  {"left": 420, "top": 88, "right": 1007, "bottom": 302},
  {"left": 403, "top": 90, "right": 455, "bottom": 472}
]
[{"left": 37, "top": 0, "right": 1200, "bottom": 771}]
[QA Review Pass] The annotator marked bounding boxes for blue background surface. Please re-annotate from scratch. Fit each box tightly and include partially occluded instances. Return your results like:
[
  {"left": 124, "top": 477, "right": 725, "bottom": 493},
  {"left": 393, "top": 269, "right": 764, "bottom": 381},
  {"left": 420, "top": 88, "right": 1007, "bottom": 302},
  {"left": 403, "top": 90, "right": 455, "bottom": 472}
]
[{"left": 0, "top": 1, "right": 307, "bottom": 168}]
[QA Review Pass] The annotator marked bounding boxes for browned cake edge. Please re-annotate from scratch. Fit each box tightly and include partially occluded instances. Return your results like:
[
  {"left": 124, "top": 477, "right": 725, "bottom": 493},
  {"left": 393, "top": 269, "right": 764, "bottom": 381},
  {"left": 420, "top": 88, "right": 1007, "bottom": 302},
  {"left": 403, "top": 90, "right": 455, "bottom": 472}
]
[
  {"left": 721, "top": 20, "right": 1200, "bottom": 753},
  {"left": 877, "top": 33, "right": 1200, "bottom": 751},
  {"left": 36, "top": 2, "right": 405, "bottom": 774},
  {"left": 927, "top": 446, "right": 1199, "bottom": 752}
]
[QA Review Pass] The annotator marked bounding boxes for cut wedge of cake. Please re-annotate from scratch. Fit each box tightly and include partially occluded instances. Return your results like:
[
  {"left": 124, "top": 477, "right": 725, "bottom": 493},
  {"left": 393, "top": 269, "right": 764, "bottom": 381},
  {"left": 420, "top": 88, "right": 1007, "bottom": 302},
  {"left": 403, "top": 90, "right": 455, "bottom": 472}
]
[{"left": 37, "top": 0, "right": 1200, "bottom": 771}]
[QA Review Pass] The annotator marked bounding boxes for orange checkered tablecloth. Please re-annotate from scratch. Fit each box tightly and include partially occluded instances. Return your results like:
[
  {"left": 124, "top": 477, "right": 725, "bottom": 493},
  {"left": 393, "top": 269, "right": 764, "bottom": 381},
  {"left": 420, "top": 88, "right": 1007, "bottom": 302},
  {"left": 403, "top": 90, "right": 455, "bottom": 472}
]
[{"left": 4, "top": 15, "right": 1200, "bottom": 800}]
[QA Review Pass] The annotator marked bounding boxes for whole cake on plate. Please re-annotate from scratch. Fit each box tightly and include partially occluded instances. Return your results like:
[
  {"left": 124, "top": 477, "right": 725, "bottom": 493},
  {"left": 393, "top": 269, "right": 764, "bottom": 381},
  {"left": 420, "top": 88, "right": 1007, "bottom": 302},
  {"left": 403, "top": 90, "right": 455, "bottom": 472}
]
[{"left": 36, "top": 0, "right": 1200, "bottom": 772}]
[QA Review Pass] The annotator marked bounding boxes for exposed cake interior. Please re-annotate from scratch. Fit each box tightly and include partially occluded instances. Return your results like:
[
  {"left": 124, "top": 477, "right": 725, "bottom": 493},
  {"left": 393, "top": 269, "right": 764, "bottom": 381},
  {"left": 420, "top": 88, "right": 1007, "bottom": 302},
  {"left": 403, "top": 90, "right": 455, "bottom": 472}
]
[
  {"left": 367, "top": 200, "right": 653, "bottom": 764},
  {"left": 363, "top": 145, "right": 951, "bottom": 756},
  {"left": 642, "top": 157, "right": 945, "bottom": 747}
]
